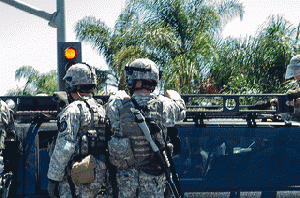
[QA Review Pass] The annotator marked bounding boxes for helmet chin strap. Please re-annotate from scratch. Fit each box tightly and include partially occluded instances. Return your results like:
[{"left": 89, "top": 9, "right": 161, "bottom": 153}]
[{"left": 77, "top": 92, "right": 84, "bottom": 99}]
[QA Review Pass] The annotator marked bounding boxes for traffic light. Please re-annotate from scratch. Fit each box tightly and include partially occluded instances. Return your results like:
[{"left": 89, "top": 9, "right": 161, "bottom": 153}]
[{"left": 57, "top": 42, "right": 82, "bottom": 91}]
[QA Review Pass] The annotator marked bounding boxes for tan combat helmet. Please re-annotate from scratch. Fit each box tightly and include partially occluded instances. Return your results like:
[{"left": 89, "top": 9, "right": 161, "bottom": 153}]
[
  {"left": 125, "top": 58, "right": 162, "bottom": 93},
  {"left": 63, "top": 63, "right": 97, "bottom": 87},
  {"left": 285, "top": 55, "right": 300, "bottom": 80}
]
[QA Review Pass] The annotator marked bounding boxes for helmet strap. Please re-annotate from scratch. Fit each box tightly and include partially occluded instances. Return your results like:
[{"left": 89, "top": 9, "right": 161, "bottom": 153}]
[{"left": 76, "top": 92, "right": 84, "bottom": 99}]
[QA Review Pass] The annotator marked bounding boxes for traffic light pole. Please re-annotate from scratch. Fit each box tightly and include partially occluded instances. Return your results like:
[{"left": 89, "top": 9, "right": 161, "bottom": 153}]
[
  {"left": 0, "top": 0, "right": 54, "bottom": 22},
  {"left": 0, "top": 0, "right": 66, "bottom": 90},
  {"left": 56, "top": 0, "right": 66, "bottom": 91}
]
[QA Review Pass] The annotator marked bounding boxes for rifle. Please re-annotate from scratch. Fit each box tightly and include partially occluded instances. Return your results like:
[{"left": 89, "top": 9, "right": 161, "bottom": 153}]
[
  {"left": 164, "top": 139, "right": 181, "bottom": 196},
  {"left": 66, "top": 162, "right": 76, "bottom": 198},
  {"left": 130, "top": 104, "right": 181, "bottom": 198}
]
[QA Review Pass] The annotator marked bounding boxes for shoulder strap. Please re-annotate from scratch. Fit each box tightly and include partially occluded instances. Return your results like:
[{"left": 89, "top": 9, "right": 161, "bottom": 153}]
[
  {"left": 82, "top": 98, "right": 97, "bottom": 128},
  {"left": 131, "top": 98, "right": 142, "bottom": 112}
]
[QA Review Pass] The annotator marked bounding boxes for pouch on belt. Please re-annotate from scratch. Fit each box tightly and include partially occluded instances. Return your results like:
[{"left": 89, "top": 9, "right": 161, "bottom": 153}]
[{"left": 71, "top": 155, "right": 96, "bottom": 184}]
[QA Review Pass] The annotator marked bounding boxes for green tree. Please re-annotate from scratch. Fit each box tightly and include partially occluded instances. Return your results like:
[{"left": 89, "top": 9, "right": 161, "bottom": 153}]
[
  {"left": 210, "top": 36, "right": 254, "bottom": 93},
  {"left": 6, "top": 66, "right": 57, "bottom": 96},
  {"left": 250, "top": 15, "right": 300, "bottom": 93},
  {"left": 75, "top": 0, "right": 244, "bottom": 93},
  {"left": 210, "top": 15, "right": 300, "bottom": 94},
  {"left": 7, "top": 66, "right": 108, "bottom": 96},
  {"left": 94, "top": 68, "right": 110, "bottom": 94},
  {"left": 120, "top": 0, "right": 243, "bottom": 92}
]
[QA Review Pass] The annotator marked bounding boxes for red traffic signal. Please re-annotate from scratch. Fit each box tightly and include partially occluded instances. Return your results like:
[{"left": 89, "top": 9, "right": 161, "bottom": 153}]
[
  {"left": 58, "top": 42, "right": 82, "bottom": 91},
  {"left": 64, "top": 47, "right": 77, "bottom": 59}
]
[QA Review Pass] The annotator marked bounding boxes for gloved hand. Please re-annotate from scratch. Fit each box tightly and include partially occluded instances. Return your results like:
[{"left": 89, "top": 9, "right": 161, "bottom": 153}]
[
  {"left": 287, "top": 88, "right": 300, "bottom": 100},
  {"left": 48, "top": 179, "right": 59, "bottom": 198}
]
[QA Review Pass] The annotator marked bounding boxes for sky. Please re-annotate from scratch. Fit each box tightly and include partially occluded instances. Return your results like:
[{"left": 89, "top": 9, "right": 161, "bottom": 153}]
[{"left": 1, "top": 0, "right": 300, "bottom": 96}]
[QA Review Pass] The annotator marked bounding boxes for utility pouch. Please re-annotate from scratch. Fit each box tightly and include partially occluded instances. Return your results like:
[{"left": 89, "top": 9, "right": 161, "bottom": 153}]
[
  {"left": 71, "top": 155, "right": 96, "bottom": 184},
  {"left": 87, "top": 130, "right": 97, "bottom": 154},
  {"left": 80, "top": 135, "right": 89, "bottom": 156},
  {"left": 108, "top": 137, "right": 135, "bottom": 169}
]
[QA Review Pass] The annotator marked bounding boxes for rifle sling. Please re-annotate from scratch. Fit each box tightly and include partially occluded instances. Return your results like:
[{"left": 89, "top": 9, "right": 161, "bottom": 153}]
[{"left": 131, "top": 98, "right": 181, "bottom": 198}]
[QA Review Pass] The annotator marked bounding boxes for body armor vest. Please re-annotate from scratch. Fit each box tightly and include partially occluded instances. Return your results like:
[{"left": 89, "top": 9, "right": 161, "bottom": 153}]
[
  {"left": 111, "top": 97, "right": 165, "bottom": 169},
  {"left": 74, "top": 98, "right": 106, "bottom": 157}
]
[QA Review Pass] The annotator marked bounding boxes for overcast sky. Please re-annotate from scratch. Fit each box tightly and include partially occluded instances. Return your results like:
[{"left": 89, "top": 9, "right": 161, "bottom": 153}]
[{"left": 1, "top": 0, "right": 300, "bottom": 95}]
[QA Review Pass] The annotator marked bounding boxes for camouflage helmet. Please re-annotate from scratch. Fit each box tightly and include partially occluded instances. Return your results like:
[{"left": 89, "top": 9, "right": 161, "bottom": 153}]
[
  {"left": 125, "top": 58, "right": 161, "bottom": 83},
  {"left": 63, "top": 63, "right": 97, "bottom": 87},
  {"left": 285, "top": 55, "right": 300, "bottom": 80}
]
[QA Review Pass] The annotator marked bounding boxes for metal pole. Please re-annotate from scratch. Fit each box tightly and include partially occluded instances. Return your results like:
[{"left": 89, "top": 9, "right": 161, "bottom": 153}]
[
  {"left": 56, "top": 0, "right": 65, "bottom": 42},
  {"left": 57, "top": 0, "right": 66, "bottom": 91},
  {"left": 0, "top": 0, "right": 65, "bottom": 91},
  {"left": 0, "top": 0, "right": 53, "bottom": 21}
]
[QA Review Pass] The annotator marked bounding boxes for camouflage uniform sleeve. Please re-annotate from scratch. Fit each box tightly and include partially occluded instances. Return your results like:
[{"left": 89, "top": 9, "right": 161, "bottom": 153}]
[
  {"left": 2, "top": 101, "right": 23, "bottom": 155},
  {"left": 47, "top": 105, "right": 81, "bottom": 182},
  {"left": 165, "top": 90, "right": 186, "bottom": 121},
  {"left": 105, "top": 97, "right": 122, "bottom": 134},
  {"left": 0, "top": 100, "right": 10, "bottom": 129},
  {"left": 0, "top": 101, "right": 8, "bottom": 150},
  {"left": 105, "top": 91, "right": 130, "bottom": 134},
  {"left": 159, "top": 90, "right": 186, "bottom": 127}
]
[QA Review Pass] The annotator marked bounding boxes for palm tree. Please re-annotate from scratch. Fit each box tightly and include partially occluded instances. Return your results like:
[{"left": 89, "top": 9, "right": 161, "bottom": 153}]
[
  {"left": 7, "top": 66, "right": 108, "bottom": 96},
  {"left": 210, "top": 15, "right": 300, "bottom": 94},
  {"left": 210, "top": 36, "right": 254, "bottom": 93},
  {"left": 121, "top": 0, "right": 244, "bottom": 92},
  {"left": 6, "top": 66, "right": 57, "bottom": 96},
  {"left": 75, "top": 0, "right": 244, "bottom": 93},
  {"left": 250, "top": 15, "right": 299, "bottom": 93}
]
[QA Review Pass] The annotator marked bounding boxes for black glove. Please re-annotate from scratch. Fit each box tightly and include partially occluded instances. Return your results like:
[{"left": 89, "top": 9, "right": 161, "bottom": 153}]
[{"left": 48, "top": 179, "right": 59, "bottom": 198}]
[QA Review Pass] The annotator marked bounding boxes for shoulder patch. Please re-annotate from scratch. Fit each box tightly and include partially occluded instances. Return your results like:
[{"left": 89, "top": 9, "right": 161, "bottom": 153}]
[{"left": 59, "top": 121, "right": 67, "bottom": 132}]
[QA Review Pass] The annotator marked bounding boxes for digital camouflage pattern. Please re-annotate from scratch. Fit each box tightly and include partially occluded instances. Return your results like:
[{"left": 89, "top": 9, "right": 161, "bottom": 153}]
[
  {"left": 0, "top": 99, "right": 22, "bottom": 198},
  {"left": 107, "top": 91, "right": 186, "bottom": 133},
  {"left": 63, "top": 63, "right": 97, "bottom": 86},
  {"left": 285, "top": 55, "right": 300, "bottom": 120},
  {"left": 0, "top": 99, "right": 20, "bottom": 152},
  {"left": 285, "top": 55, "right": 300, "bottom": 80},
  {"left": 47, "top": 94, "right": 110, "bottom": 198},
  {"left": 58, "top": 157, "right": 107, "bottom": 198},
  {"left": 286, "top": 86, "right": 300, "bottom": 121},
  {"left": 106, "top": 90, "right": 186, "bottom": 197},
  {"left": 0, "top": 100, "right": 12, "bottom": 151},
  {"left": 126, "top": 59, "right": 160, "bottom": 83},
  {"left": 117, "top": 169, "right": 165, "bottom": 198}
]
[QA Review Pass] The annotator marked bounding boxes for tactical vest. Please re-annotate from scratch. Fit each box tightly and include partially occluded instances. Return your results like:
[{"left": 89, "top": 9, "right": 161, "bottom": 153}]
[
  {"left": 74, "top": 98, "right": 106, "bottom": 157},
  {"left": 109, "top": 97, "right": 165, "bottom": 169}
]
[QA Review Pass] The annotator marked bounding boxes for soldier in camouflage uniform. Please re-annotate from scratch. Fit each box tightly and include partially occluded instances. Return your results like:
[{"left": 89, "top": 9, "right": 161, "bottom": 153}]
[
  {"left": 106, "top": 58, "right": 186, "bottom": 197},
  {"left": 47, "top": 63, "right": 109, "bottom": 198},
  {"left": 285, "top": 55, "right": 300, "bottom": 120},
  {"left": 0, "top": 99, "right": 22, "bottom": 198}
]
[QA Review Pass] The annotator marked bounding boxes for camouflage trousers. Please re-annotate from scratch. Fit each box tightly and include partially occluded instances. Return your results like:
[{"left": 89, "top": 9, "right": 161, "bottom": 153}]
[
  {"left": 58, "top": 158, "right": 111, "bottom": 198},
  {"left": 116, "top": 169, "right": 166, "bottom": 198}
]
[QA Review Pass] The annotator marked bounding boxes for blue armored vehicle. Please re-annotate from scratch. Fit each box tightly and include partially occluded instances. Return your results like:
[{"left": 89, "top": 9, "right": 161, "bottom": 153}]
[{"left": 2, "top": 93, "right": 300, "bottom": 198}]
